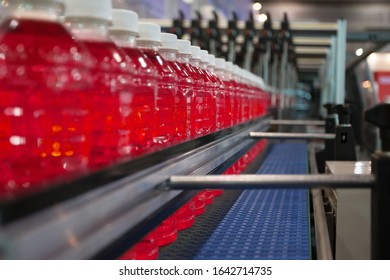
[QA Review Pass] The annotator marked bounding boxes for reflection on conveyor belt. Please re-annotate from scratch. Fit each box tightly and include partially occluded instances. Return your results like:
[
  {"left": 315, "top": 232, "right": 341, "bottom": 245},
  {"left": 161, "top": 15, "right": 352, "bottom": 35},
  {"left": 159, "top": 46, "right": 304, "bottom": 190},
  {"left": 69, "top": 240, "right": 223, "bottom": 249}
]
[{"left": 193, "top": 142, "right": 310, "bottom": 260}]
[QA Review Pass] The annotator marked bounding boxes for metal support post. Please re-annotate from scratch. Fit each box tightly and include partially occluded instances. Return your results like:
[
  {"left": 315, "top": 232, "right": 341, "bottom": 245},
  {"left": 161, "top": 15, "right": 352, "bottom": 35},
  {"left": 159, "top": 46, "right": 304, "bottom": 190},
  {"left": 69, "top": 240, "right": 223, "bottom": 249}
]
[
  {"left": 335, "top": 19, "right": 347, "bottom": 104},
  {"left": 264, "top": 41, "right": 271, "bottom": 85},
  {"left": 271, "top": 53, "right": 279, "bottom": 107}
]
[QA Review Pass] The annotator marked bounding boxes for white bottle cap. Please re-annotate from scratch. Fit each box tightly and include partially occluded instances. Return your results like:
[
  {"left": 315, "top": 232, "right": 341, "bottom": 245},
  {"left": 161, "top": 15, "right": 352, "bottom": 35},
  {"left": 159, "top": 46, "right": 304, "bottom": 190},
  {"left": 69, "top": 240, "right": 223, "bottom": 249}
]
[
  {"left": 64, "top": 0, "right": 112, "bottom": 22},
  {"left": 215, "top": 58, "right": 225, "bottom": 70},
  {"left": 225, "top": 61, "right": 233, "bottom": 72},
  {"left": 160, "top": 33, "right": 178, "bottom": 50},
  {"left": 110, "top": 9, "right": 138, "bottom": 34},
  {"left": 138, "top": 22, "right": 161, "bottom": 42},
  {"left": 191, "top": 46, "right": 201, "bottom": 59},
  {"left": 200, "top": 50, "right": 209, "bottom": 63},
  {"left": 208, "top": 54, "right": 216, "bottom": 66},
  {"left": 177, "top": 39, "right": 192, "bottom": 55},
  {"left": 233, "top": 65, "right": 240, "bottom": 75}
]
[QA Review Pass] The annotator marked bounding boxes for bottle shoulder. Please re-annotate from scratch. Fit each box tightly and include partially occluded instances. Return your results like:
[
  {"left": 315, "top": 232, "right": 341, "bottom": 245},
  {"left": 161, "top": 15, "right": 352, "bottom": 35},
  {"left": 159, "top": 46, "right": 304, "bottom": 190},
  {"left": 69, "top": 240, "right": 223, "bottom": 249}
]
[
  {"left": 141, "top": 49, "right": 177, "bottom": 79},
  {"left": 82, "top": 40, "right": 135, "bottom": 73},
  {"left": 0, "top": 18, "right": 93, "bottom": 68}
]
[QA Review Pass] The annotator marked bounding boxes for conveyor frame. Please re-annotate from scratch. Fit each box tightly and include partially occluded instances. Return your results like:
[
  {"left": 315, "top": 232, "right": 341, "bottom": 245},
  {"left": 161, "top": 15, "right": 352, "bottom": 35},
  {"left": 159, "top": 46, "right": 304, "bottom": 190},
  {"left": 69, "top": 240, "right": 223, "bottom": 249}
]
[{"left": 0, "top": 118, "right": 270, "bottom": 259}]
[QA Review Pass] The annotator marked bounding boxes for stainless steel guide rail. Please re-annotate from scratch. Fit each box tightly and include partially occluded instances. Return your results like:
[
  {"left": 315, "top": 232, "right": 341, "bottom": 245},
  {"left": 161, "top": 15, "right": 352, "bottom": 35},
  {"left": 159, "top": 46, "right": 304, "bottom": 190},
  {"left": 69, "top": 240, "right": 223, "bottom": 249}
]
[
  {"left": 250, "top": 132, "right": 335, "bottom": 140},
  {"left": 0, "top": 118, "right": 271, "bottom": 259},
  {"left": 269, "top": 119, "right": 325, "bottom": 126},
  {"left": 165, "top": 174, "right": 375, "bottom": 190}
]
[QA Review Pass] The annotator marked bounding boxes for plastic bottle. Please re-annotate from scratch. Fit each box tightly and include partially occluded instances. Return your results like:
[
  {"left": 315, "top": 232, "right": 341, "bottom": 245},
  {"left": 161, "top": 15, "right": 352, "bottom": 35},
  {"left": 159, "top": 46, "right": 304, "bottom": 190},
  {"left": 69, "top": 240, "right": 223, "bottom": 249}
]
[
  {"left": 224, "top": 61, "right": 234, "bottom": 128},
  {"left": 241, "top": 69, "right": 251, "bottom": 122},
  {"left": 257, "top": 76, "right": 270, "bottom": 116},
  {"left": 199, "top": 50, "right": 216, "bottom": 134},
  {"left": 160, "top": 33, "right": 193, "bottom": 143},
  {"left": 0, "top": 0, "right": 93, "bottom": 198},
  {"left": 108, "top": 9, "right": 157, "bottom": 157},
  {"left": 233, "top": 65, "right": 243, "bottom": 124},
  {"left": 226, "top": 62, "right": 239, "bottom": 126},
  {"left": 64, "top": 0, "right": 135, "bottom": 169},
  {"left": 215, "top": 58, "right": 232, "bottom": 130},
  {"left": 209, "top": 55, "right": 225, "bottom": 131},
  {"left": 176, "top": 40, "right": 203, "bottom": 140},
  {"left": 137, "top": 23, "right": 177, "bottom": 148},
  {"left": 190, "top": 46, "right": 210, "bottom": 137}
]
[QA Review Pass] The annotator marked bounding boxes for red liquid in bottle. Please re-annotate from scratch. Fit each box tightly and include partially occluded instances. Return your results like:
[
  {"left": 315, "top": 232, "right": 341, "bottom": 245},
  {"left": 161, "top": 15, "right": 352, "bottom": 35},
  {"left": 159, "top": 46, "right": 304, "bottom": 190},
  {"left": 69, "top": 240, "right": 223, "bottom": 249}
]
[
  {"left": 229, "top": 75, "right": 240, "bottom": 126},
  {"left": 179, "top": 62, "right": 204, "bottom": 139},
  {"left": 120, "top": 47, "right": 157, "bottom": 156},
  {"left": 0, "top": 18, "right": 93, "bottom": 198},
  {"left": 194, "top": 66, "right": 214, "bottom": 136},
  {"left": 223, "top": 78, "right": 234, "bottom": 129},
  {"left": 141, "top": 49, "right": 176, "bottom": 148},
  {"left": 203, "top": 67, "right": 222, "bottom": 132},
  {"left": 163, "top": 59, "right": 192, "bottom": 143},
  {"left": 214, "top": 65, "right": 232, "bottom": 130},
  {"left": 252, "top": 84, "right": 260, "bottom": 118},
  {"left": 215, "top": 77, "right": 226, "bottom": 131},
  {"left": 238, "top": 79, "right": 249, "bottom": 123},
  {"left": 80, "top": 40, "right": 134, "bottom": 169}
]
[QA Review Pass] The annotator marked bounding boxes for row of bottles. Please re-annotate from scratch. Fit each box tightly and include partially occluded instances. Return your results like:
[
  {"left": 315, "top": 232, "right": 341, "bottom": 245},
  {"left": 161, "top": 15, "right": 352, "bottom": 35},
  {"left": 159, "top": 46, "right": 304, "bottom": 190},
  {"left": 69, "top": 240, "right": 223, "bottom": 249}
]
[
  {"left": 119, "top": 140, "right": 267, "bottom": 260},
  {"left": 0, "top": 1, "right": 270, "bottom": 199}
]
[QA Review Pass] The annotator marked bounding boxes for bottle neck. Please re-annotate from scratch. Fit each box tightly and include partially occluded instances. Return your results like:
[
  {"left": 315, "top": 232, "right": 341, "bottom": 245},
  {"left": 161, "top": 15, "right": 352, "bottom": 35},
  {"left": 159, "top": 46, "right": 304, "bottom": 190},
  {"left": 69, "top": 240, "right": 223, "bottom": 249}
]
[
  {"left": 215, "top": 68, "right": 227, "bottom": 80},
  {"left": 9, "top": 0, "right": 63, "bottom": 21},
  {"left": 159, "top": 49, "right": 177, "bottom": 62},
  {"left": 199, "top": 61, "right": 209, "bottom": 70},
  {"left": 136, "top": 40, "right": 160, "bottom": 52},
  {"left": 177, "top": 53, "right": 191, "bottom": 64},
  {"left": 225, "top": 70, "right": 234, "bottom": 81},
  {"left": 190, "top": 57, "right": 201, "bottom": 68},
  {"left": 109, "top": 30, "right": 137, "bottom": 48},
  {"left": 65, "top": 18, "right": 110, "bottom": 42}
]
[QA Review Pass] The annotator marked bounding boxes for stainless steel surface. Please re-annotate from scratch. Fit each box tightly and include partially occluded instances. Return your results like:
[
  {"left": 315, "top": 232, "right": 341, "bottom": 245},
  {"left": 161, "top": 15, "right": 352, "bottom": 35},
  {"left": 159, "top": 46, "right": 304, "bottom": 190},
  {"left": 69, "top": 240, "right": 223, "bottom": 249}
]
[
  {"left": 309, "top": 143, "right": 333, "bottom": 260},
  {"left": 312, "top": 189, "right": 333, "bottom": 260},
  {"left": 250, "top": 132, "right": 335, "bottom": 140},
  {"left": 269, "top": 119, "right": 325, "bottom": 126},
  {"left": 0, "top": 119, "right": 271, "bottom": 259},
  {"left": 167, "top": 174, "right": 375, "bottom": 189},
  {"left": 326, "top": 161, "right": 372, "bottom": 260}
]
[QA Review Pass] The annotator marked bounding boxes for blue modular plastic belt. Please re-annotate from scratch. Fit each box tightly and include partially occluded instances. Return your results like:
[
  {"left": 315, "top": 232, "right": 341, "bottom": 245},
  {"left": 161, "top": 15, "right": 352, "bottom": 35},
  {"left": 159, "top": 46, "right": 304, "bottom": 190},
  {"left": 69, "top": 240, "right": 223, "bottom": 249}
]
[{"left": 193, "top": 142, "right": 311, "bottom": 260}]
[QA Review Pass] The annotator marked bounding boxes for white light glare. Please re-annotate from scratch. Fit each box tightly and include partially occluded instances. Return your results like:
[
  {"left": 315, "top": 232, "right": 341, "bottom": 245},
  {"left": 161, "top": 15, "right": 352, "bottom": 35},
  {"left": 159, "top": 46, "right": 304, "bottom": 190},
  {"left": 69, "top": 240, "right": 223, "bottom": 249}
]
[
  {"left": 355, "top": 48, "right": 363, "bottom": 56},
  {"left": 257, "top": 13, "right": 268, "bottom": 22},
  {"left": 252, "top": 2, "right": 262, "bottom": 11}
]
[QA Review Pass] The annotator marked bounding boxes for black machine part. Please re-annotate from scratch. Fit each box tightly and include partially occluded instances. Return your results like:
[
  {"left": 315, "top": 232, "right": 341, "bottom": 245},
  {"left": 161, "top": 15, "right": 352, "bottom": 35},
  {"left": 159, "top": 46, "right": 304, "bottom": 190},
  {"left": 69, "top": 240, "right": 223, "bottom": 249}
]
[{"left": 365, "top": 103, "right": 390, "bottom": 152}]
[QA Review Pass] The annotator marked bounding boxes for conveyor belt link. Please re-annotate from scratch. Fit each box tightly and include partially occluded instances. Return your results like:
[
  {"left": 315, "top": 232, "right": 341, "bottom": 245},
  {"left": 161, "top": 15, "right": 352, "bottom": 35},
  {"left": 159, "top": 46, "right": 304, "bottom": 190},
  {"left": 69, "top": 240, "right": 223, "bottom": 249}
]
[{"left": 194, "top": 142, "right": 311, "bottom": 260}]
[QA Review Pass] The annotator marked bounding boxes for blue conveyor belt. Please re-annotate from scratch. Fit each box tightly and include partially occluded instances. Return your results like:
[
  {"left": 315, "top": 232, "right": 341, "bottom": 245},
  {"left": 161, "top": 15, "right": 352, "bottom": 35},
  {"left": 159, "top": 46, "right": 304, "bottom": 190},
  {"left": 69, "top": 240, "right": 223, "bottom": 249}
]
[{"left": 193, "top": 142, "right": 311, "bottom": 259}]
